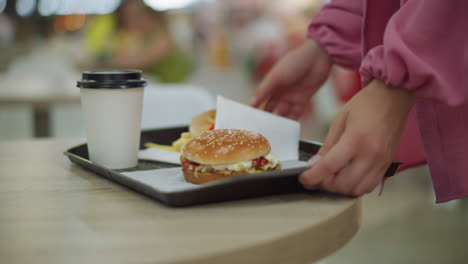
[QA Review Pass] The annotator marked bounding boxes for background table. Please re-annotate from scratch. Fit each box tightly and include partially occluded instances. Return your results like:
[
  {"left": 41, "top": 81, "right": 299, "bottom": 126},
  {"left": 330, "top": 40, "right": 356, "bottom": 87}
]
[
  {"left": 0, "top": 92, "right": 80, "bottom": 137},
  {"left": 0, "top": 140, "right": 361, "bottom": 264},
  {"left": 0, "top": 51, "right": 81, "bottom": 138}
]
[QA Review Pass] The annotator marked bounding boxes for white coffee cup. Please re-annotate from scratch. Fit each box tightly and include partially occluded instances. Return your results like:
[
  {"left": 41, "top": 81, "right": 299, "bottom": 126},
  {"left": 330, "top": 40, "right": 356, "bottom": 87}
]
[{"left": 77, "top": 70, "right": 147, "bottom": 169}]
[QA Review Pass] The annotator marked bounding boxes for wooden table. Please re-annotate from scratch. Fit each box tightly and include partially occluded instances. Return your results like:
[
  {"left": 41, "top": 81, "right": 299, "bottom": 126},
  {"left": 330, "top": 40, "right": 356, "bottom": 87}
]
[{"left": 0, "top": 140, "right": 361, "bottom": 264}]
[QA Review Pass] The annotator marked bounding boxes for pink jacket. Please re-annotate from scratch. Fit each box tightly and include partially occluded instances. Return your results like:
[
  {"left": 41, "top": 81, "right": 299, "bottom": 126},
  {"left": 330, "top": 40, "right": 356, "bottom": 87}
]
[{"left": 308, "top": 0, "right": 468, "bottom": 203}]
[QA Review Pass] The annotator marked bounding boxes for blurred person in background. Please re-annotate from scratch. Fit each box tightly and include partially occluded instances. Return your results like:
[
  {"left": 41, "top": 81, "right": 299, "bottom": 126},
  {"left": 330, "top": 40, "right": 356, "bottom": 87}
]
[
  {"left": 0, "top": 14, "right": 14, "bottom": 47},
  {"left": 252, "top": 0, "right": 467, "bottom": 203},
  {"left": 85, "top": 0, "right": 192, "bottom": 83},
  {"left": 0, "top": 13, "right": 15, "bottom": 71},
  {"left": 242, "top": 4, "right": 314, "bottom": 84}
]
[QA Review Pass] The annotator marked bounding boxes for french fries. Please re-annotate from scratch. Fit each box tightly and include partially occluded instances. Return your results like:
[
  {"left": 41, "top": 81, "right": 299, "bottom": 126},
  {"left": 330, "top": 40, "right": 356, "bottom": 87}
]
[{"left": 145, "top": 109, "right": 216, "bottom": 152}]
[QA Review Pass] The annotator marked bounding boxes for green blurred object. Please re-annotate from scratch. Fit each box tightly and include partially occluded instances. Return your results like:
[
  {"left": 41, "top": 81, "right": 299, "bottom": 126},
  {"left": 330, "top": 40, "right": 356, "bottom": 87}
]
[
  {"left": 85, "top": 15, "right": 117, "bottom": 61},
  {"left": 85, "top": 14, "right": 192, "bottom": 83},
  {"left": 147, "top": 47, "right": 192, "bottom": 83}
]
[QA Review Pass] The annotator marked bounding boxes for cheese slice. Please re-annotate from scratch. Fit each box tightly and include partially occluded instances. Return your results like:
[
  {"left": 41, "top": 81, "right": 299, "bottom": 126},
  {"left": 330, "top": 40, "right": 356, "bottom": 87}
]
[{"left": 210, "top": 153, "right": 279, "bottom": 172}]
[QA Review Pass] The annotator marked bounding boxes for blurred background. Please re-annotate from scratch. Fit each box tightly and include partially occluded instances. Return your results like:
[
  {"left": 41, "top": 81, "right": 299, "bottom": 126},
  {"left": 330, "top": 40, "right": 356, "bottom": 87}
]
[
  {"left": 0, "top": 0, "right": 336, "bottom": 140},
  {"left": 0, "top": 0, "right": 467, "bottom": 263}
]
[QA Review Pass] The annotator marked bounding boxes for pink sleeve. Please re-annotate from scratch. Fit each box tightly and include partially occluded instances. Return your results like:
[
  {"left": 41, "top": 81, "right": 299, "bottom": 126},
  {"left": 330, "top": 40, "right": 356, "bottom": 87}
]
[
  {"left": 307, "top": 0, "right": 364, "bottom": 69},
  {"left": 360, "top": 1, "right": 468, "bottom": 106}
]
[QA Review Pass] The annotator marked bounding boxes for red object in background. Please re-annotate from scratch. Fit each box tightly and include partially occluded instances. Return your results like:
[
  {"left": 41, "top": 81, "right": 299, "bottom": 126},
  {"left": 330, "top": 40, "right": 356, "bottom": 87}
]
[{"left": 209, "top": 124, "right": 215, "bottom": 130}]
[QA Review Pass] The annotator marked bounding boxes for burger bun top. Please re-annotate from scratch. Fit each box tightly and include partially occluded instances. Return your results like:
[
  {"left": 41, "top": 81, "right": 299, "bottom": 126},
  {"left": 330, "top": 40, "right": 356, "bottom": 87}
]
[{"left": 182, "top": 129, "right": 270, "bottom": 165}]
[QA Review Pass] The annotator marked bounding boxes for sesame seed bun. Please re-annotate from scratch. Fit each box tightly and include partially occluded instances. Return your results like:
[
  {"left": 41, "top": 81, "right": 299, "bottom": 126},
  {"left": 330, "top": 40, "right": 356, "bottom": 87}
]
[{"left": 182, "top": 129, "right": 271, "bottom": 165}]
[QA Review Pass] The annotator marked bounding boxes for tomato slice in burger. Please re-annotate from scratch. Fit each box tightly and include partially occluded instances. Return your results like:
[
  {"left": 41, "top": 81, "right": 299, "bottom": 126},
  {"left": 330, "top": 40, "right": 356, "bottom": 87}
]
[{"left": 252, "top": 157, "right": 269, "bottom": 167}]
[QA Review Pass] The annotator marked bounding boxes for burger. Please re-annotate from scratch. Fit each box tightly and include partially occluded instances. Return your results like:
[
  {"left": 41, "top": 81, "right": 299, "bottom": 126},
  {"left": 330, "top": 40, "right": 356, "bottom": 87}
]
[
  {"left": 145, "top": 109, "right": 216, "bottom": 152},
  {"left": 189, "top": 109, "right": 216, "bottom": 136},
  {"left": 180, "top": 129, "right": 281, "bottom": 184}
]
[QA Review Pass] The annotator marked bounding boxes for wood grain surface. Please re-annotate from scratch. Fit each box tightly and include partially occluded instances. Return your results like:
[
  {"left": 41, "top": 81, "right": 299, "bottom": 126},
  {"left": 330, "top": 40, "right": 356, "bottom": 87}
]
[{"left": 0, "top": 140, "right": 361, "bottom": 264}]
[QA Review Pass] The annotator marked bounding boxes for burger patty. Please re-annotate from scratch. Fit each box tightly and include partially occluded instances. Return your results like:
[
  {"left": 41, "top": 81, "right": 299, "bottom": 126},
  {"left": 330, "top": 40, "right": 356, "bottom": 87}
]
[{"left": 181, "top": 156, "right": 278, "bottom": 175}]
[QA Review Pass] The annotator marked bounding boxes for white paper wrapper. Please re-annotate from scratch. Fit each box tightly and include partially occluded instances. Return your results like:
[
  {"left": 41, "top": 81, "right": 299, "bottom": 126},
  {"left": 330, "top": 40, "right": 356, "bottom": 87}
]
[
  {"left": 132, "top": 96, "right": 304, "bottom": 193},
  {"left": 138, "top": 96, "right": 300, "bottom": 164},
  {"left": 215, "top": 96, "right": 300, "bottom": 161},
  {"left": 138, "top": 148, "right": 181, "bottom": 165}
]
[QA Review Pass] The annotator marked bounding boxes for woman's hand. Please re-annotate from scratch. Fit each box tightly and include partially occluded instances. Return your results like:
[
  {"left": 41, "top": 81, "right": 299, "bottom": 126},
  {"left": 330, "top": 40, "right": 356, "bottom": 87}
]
[
  {"left": 299, "top": 80, "right": 415, "bottom": 196},
  {"left": 251, "top": 39, "right": 332, "bottom": 120}
]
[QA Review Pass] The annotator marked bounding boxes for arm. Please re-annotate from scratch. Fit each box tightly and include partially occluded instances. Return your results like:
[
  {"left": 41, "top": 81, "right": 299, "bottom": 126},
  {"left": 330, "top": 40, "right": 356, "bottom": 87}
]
[
  {"left": 360, "top": 1, "right": 468, "bottom": 202},
  {"left": 307, "top": 0, "right": 364, "bottom": 69},
  {"left": 360, "top": 0, "right": 468, "bottom": 106}
]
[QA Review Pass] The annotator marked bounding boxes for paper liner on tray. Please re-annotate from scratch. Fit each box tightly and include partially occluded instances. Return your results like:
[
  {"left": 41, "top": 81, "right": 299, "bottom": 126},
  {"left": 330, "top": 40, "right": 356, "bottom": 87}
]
[
  {"left": 138, "top": 96, "right": 300, "bottom": 164},
  {"left": 214, "top": 96, "right": 300, "bottom": 161}
]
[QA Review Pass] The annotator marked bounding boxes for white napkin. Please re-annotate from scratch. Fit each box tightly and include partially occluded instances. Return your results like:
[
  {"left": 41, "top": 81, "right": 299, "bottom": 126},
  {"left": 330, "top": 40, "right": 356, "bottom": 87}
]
[
  {"left": 138, "top": 148, "right": 181, "bottom": 165},
  {"left": 138, "top": 96, "right": 301, "bottom": 164},
  {"left": 215, "top": 96, "right": 300, "bottom": 161}
]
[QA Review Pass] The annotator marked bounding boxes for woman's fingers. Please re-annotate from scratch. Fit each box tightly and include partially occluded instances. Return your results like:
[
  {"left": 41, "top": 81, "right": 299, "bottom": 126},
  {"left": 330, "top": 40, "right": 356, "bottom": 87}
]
[
  {"left": 298, "top": 111, "right": 350, "bottom": 188},
  {"left": 274, "top": 101, "right": 291, "bottom": 117},
  {"left": 321, "top": 155, "right": 372, "bottom": 195},
  {"left": 251, "top": 71, "right": 279, "bottom": 108},
  {"left": 264, "top": 95, "right": 281, "bottom": 112},
  {"left": 313, "top": 128, "right": 389, "bottom": 195},
  {"left": 299, "top": 131, "right": 356, "bottom": 189},
  {"left": 287, "top": 104, "right": 305, "bottom": 120}
]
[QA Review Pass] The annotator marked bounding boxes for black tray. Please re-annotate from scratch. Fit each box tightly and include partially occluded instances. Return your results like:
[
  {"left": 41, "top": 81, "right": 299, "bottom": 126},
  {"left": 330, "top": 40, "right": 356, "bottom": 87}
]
[{"left": 65, "top": 126, "right": 400, "bottom": 207}]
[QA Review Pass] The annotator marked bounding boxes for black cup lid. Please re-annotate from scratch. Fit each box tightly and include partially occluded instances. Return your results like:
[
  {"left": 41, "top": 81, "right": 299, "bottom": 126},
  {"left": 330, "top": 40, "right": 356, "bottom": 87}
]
[{"left": 77, "top": 70, "right": 147, "bottom": 89}]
